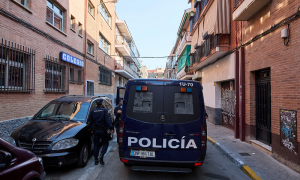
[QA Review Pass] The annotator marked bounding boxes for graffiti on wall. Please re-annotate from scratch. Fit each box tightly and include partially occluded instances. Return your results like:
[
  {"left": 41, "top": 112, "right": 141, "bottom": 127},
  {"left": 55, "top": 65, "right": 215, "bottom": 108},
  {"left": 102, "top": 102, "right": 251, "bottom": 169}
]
[
  {"left": 221, "top": 89, "right": 235, "bottom": 130},
  {"left": 280, "top": 109, "right": 297, "bottom": 155}
]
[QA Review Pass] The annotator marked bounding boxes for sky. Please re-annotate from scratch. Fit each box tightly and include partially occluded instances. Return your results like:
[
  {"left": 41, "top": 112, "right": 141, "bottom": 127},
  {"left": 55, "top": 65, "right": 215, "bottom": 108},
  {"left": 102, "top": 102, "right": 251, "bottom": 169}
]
[{"left": 115, "top": 0, "right": 190, "bottom": 70}]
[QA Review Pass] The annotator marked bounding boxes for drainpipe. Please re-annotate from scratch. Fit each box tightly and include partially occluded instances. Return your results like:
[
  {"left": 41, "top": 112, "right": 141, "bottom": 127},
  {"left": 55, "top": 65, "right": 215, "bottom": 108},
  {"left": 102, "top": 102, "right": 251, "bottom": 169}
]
[
  {"left": 240, "top": 21, "right": 245, "bottom": 141},
  {"left": 84, "top": 0, "right": 88, "bottom": 95},
  {"left": 234, "top": 21, "right": 240, "bottom": 139}
]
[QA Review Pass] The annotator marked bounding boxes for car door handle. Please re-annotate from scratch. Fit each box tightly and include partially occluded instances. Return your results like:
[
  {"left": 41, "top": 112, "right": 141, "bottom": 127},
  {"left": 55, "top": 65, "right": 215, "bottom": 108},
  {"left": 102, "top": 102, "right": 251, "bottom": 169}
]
[{"left": 165, "top": 133, "right": 176, "bottom": 136}]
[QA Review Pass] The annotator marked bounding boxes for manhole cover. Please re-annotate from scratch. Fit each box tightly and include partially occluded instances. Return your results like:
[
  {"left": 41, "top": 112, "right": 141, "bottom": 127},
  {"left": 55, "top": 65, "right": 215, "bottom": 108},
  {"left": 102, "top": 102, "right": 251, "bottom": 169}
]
[{"left": 239, "top": 153, "right": 251, "bottom": 156}]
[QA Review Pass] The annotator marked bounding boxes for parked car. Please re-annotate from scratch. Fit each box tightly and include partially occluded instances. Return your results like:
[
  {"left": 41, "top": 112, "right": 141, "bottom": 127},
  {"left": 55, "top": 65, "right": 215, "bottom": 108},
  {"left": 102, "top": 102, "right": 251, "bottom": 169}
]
[
  {"left": 11, "top": 95, "right": 115, "bottom": 168},
  {"left": 0, "top": 137, "right": 45, "bottom": 180}
]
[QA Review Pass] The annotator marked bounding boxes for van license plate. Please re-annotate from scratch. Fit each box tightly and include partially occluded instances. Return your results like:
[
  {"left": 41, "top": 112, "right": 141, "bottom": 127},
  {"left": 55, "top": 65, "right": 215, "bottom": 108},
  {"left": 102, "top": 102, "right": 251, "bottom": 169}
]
[{"left": 131, "top": 150, "right": 155, "bottom": 157}]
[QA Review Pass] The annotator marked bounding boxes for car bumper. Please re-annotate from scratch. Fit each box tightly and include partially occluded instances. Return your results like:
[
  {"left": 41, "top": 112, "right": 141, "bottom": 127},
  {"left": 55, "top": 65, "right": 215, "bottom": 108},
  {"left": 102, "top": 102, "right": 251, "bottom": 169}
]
[
  {"left": 37, "top": 152, "right": 79, "bottom": 167},
  {"left": 40, "top": 171, "right": 46, "bottom": 180},
  {"left": 119, "top": 149, "right": 206, "bottom": 168}
]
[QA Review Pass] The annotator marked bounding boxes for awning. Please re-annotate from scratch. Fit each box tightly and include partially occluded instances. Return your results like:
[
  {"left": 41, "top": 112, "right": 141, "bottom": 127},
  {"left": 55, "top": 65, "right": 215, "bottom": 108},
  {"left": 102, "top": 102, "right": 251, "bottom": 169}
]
[
  {"left": 177, "top": 45, "right": 191, "bottom": 73},
  {"left": 215, "top": 0, "right": 230, "bottom": 34}
]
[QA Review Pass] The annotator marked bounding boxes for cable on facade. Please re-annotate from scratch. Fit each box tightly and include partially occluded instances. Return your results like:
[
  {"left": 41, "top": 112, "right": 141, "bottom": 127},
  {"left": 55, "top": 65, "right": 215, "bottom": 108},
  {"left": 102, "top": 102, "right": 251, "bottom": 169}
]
[
  {"left": 0, "top": 7, "right": 113, "bottom": 72},
  {"left": 197, "top": 6, "right": 300, "bottom": 71}
]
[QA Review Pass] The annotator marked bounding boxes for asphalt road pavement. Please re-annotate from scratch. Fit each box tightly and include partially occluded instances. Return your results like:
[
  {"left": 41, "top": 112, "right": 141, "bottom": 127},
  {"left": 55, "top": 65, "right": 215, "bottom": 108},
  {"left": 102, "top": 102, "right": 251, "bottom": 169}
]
[{"left": 45, "top": 136, "right": 251, "bottom": 180}]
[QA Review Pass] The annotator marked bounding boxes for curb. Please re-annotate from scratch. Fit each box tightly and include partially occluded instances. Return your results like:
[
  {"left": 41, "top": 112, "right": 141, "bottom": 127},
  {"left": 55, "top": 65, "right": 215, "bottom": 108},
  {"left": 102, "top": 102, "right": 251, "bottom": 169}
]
[{"left": 207, "top": 136, "right": 262, "bottom": 180}]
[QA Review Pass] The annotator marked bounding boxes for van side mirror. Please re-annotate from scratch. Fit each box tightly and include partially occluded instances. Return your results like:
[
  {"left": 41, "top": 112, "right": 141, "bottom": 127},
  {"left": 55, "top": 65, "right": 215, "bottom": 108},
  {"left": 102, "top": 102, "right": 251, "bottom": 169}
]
[{"left": 0, "top": 150, "right": 12, "bottom": 169}]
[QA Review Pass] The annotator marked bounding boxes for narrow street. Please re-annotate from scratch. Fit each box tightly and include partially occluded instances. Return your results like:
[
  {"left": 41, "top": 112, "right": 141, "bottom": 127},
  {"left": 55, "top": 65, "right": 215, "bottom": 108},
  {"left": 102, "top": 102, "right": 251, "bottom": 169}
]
[{"left": 45, "top": 137, "right": 250, "bottom": 180}]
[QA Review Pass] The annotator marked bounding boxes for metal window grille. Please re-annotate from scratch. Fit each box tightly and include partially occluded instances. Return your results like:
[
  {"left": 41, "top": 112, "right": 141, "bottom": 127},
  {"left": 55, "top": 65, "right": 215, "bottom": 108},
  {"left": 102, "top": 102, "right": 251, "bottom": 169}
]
[
  {"left": 44, "top": 55, "right": 69, "bottom": 93},
  {"left": 87, "top": 81, "right": 94, "bottom": 96},
  {"left": 0, "top": 38, "right": 35, "bottom": 94},
  {"left": 98, "top": 67, "right": 111, "bottom": 86},
  {"left": 69, "top": 65, "right": 84, "bottom": 84}
]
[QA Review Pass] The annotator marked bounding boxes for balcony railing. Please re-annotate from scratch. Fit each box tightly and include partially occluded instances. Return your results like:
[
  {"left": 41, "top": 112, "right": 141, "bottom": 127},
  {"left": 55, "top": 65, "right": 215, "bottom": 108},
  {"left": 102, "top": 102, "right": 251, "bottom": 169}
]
[
  {"left": 176, "top": 31, "right": 192, "bottom": 56},
  {"left": 116, "top": 35, "right": 131, "bottom": 53},
  {"left": 234, "top": 0, "right": 244, "bottom": 7},
  {"left": 115, "top": 60, "right": 139, "bottom": 79},
  {"left": 193, "top": 34, "right": 230, "bottom": 65}
]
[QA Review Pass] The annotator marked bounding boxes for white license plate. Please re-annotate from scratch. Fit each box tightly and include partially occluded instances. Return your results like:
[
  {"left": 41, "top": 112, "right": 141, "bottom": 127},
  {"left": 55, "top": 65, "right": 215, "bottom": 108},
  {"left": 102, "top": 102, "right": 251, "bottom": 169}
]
[{"left": 130, "top": 150, "right": 155, "bottom": 157}]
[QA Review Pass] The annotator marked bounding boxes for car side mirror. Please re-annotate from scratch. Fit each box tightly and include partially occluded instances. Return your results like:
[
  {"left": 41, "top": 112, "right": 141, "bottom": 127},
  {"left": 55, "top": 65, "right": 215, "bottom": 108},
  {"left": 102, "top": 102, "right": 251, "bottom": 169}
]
[{"left": 0, "top": 150, "right": 12, "bottom": 169}]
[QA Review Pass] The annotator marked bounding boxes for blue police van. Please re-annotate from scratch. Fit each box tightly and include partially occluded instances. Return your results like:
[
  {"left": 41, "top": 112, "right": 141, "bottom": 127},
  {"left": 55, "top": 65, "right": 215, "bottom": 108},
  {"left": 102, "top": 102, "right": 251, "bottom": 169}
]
[{"left": 116, "top": 79, "right": 207, "bottom": 171}]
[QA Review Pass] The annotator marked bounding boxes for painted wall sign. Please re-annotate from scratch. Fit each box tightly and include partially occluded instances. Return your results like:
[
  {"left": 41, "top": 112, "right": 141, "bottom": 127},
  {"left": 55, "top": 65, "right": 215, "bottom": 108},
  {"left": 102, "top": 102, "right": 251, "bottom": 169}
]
[
  {"left": 59, "top": 52, "right": 84, "bottom": 67},
  {"left": 280, "top": 109, "right": 297, "bottom": 155}
]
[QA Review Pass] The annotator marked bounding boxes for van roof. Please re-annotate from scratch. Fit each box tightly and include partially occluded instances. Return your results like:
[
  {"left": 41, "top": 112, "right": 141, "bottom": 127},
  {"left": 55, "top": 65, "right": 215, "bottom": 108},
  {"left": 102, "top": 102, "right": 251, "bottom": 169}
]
[{"left": 129, "top": 79, "right": 196, "bottom": 82}]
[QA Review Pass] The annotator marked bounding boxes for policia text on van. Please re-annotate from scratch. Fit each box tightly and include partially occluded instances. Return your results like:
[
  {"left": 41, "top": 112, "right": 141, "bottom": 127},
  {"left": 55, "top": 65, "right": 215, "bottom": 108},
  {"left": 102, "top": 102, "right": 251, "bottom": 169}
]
[{"left": 117, "top": 79, "right": 207, "bottom": 168}]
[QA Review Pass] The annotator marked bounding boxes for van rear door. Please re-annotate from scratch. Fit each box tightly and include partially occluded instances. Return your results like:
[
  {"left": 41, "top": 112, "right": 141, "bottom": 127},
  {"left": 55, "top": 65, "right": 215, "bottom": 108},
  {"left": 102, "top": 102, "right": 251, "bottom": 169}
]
[
  {"left": 123, "top": 83, "right": 164, "bottom": 160},
  {"left": 161, "top": 81, "right": 205, "bottom": 161}
]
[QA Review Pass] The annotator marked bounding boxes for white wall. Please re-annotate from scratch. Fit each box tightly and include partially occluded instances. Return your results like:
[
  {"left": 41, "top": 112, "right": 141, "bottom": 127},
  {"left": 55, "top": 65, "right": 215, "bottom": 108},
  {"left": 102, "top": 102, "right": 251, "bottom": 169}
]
[{"left": 202, "top": 53, "right": 235, "bottom": 108}]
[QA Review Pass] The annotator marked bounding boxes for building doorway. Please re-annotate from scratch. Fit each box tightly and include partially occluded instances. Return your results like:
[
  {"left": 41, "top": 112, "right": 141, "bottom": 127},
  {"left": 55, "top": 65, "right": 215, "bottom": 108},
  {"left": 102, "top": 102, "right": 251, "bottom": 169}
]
[
  {"left": 255, "top": 69, "right": 271, "bottom": 145},
  {"left": 221, "top": 81, "right": 235, "bottom": 130}
]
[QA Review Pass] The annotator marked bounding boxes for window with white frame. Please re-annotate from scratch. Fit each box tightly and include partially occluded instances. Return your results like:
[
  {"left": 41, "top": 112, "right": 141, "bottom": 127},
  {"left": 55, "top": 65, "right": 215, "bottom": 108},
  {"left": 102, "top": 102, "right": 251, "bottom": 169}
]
[
  {"left": 71, "top": 15, "right": 75, "bottom": 30},
  {"left": 78, "top": 22, "right": 82, "bottom": 36},
  {"left": 88, "top": 1, "right": 95, "bottom": 16},
  {"left": 87, "top": 40, "right": 94, "bottom": 55},
  {"left": 15, "top": 0, "right": 29, "bottom": 8},
  {"left": 99, "top": 34, "right": 110, "bottom": 54},
  {"left": 100, "top": 1, "right": 111, "bottom": 26},
  {"left": 46, "top": 0, "right": 64, "bottom": 31}
]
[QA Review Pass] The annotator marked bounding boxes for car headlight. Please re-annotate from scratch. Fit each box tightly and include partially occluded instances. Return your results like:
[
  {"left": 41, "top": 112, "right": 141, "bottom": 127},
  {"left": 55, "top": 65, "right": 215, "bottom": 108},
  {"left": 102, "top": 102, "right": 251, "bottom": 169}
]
[
  {"left": 38, "top": 158, "right": 44, "bottom": 169},
  {"left": 52, "top": 138, "right": 79, "bottom": 150}
]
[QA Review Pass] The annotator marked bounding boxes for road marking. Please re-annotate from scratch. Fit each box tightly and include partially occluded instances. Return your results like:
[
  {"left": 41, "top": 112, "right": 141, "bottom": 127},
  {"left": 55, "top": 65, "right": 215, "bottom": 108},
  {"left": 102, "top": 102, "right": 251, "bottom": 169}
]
[
  {"left": 242, "top": 165, "right": 262, "bottom": 180},
  {"left": 78, "top": 137, "right": 117, "bottom": 180},
  {"left": 207, "top": 136, "right": 217, "bottom": 144}
]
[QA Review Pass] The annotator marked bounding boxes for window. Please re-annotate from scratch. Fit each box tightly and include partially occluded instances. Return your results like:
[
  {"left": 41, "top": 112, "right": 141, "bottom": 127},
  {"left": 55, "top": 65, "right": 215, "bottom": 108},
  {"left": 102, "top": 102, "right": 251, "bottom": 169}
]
[
  {"left": 98, "top": 67, "right": 111, "bottom": 86},
  {"left": 71, "top": 15, "right": 75, "bottom": 30},
  {"left": 78, "top": 22, "right": 82, "bottom": 36},
  {"left": 87, "top": 40, "right": 94, "bottom": 55},
  {"left": 46, "top": 0, "right": 64, "bottom": 31},
  {"left": 0, "top": 38, "right": 35, "bottom": 94},
  {"left": 99, "top": 34, "right": 110, "bottom": 54},
  {"left": 100, "top": 1, "right": 111, "bottom": 26},
  {"left": 15, "top": 0, "right": 29, "bottom": 8},
  {"left": 69, "top": 66, "right": 83, "bottom": 84},
  {"left": 44, "top": 55, "right": 67, "bottom": 93},
  {"left": 88, "top": 2, "right": 94, "bottom": 16},
  {"left": 87, "top": 81, "right": 94, "bottom": 96}
]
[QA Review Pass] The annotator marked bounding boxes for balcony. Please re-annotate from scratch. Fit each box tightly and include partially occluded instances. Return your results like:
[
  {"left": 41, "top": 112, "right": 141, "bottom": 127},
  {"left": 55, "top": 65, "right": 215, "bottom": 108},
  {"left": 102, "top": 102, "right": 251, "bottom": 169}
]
[
  {"left": 191, "top": 34, "right": 230, "bottom": 70},
  {"left": 115, "top": 35, "right": 131, "bottom": 57},
  {"left": 116, "top": 20, "right": 131, "bottom": 38},
  {"left": 176, "top": 67, "right": 194, "bottom": 80},
  {"left": 115, "top": 60, "right": 139, "bottom": 79},
  {"left": 176, "top": 31, "right": 192, "bottom": 57},
  {"left": 233, "top": 0, "right": 271, "bottom": 21}
]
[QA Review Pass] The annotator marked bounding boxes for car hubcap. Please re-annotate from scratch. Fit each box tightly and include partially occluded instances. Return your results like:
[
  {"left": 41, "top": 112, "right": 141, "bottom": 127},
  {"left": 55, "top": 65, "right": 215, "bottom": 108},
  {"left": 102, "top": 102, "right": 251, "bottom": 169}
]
[{"left": 83, "top": 146, "right": 88, "bottom": 162}]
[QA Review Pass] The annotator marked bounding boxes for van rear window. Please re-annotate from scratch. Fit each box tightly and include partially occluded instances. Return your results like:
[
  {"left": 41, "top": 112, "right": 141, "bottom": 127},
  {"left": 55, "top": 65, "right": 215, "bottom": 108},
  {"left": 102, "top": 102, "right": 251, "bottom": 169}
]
[
  {"left": 174, "top": 93, "right": 194, "bottom": 114},
  {"left": 133, "top": 92, "right": 153, "bottom": 113}
]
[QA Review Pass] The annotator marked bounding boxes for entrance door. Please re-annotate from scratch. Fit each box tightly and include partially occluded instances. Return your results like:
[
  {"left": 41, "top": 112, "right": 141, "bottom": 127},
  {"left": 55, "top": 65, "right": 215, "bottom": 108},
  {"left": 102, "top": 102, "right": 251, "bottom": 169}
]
[
  {"left": 256, "top": 69, "right": 271, "bottom": 145},
  {"left": 221, "top": 81, "right": 235, "bottom": 130}
]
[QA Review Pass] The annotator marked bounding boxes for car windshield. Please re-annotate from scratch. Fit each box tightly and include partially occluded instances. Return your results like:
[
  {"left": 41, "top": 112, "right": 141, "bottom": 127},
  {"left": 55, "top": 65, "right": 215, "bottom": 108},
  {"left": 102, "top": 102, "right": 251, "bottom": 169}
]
[{"left": 35, "top": 101, "right": 90, "bottom": 122}]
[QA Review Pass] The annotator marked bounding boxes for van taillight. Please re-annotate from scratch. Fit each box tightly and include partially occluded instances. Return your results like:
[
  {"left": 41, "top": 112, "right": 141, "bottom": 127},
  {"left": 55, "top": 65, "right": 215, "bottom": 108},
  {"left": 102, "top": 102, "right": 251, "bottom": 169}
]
[
  {"left": 201, "top": 124, "right": 206, "bottom": 149},
  {"left": 119, "top": 120, "right": 124, "bottom": 146}
]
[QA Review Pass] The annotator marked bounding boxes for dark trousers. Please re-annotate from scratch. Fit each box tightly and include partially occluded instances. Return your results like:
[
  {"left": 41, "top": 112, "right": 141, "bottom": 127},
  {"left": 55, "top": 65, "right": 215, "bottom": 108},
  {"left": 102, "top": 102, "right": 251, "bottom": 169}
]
[
  {"left": 94, "top": 130, "right": 109, "bottom": 159},
  {"left": 116, "top": 125, "right": 120, "bottom": 141}
]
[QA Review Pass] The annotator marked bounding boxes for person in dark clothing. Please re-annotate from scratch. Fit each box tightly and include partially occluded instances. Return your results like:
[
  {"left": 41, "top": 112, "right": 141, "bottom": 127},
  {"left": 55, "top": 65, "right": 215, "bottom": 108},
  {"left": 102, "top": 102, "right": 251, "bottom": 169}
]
[
  {"left": 114, "top": 99, "right": 123, "bottom": 141},
  {"left": 89, "top": 99, "right": 113, "bottom": 165}
]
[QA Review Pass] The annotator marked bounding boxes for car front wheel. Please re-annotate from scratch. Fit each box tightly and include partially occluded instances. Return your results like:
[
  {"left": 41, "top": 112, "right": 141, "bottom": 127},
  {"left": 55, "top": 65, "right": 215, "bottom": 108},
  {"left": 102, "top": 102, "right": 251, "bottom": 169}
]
[{"left": 76, "top": 144, "right": 89, "bottom": 167}]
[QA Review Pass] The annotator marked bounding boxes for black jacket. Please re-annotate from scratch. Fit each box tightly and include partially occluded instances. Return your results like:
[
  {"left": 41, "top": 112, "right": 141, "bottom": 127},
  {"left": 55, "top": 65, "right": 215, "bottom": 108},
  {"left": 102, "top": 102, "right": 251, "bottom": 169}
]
[
  {"left": 114, "top": 103, "right": 123, "bottom": 126},
  {"left": 89, "top": 107, "right": 113, "bottom": 130}
]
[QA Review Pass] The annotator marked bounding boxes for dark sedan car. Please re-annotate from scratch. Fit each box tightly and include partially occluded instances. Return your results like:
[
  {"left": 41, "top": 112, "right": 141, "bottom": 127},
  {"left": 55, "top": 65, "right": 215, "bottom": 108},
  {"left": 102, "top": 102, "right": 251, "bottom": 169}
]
[
  {"left": 11, "top": 95, "right": 115, "bottom": 167},
  {"left": 0, "top": 138, "right": 45, "bottom": 180}
]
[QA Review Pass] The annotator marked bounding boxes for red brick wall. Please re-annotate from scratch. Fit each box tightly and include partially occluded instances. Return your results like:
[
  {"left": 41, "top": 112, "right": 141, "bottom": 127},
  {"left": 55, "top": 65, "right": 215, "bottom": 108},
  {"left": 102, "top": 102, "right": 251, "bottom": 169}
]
[
  {"left": 241, "top": 0, "right": 300, "bottom": 139},
  {"left": 0, "top": 0, "right": 116, "bottom": 121}
]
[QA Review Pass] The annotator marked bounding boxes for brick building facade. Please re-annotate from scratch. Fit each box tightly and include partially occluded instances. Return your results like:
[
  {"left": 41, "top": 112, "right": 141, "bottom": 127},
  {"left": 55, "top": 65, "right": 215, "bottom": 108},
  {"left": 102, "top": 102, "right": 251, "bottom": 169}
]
[
  {"left": 233, "top": 0, "right": 300, "bottom": 172},
  {"left": 0, "top": 0, "right": 119, "bottom": 141}
]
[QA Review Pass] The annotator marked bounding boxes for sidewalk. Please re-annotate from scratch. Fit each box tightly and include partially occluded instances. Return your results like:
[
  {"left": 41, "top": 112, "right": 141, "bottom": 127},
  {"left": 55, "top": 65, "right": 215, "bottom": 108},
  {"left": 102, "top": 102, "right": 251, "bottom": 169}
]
[{"left": 207, "top": 122, "right": 300, "bottom": 180}]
